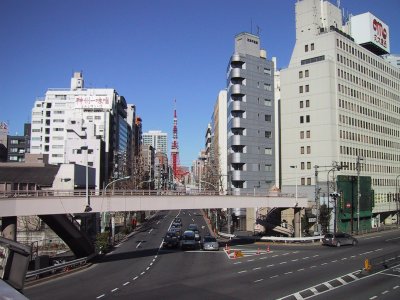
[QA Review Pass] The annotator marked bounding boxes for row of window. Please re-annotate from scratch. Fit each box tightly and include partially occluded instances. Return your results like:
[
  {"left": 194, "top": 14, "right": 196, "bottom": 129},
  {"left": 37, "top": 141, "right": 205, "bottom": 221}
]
[
  {"left": 339, "top": 114, "right": 400, "bottom": 150},
  {"left": 300, "top": 146, "right": 311, "bottom": 155},
  {"left": 337, "top": 37, "right": 400, "bottom": 81},
  {"left": 299, "top": 85, "right": 310, "bottom": 93},
  {"left": 339, "top": 139, "right": 399, "bottom": 162},
  {"left": 298, "top": 70, "right": 309, "bottom": 79},
  {"left": 300, "top": 131, "right": 311, "bottom": 139},
  {"left": 337, "top": 53, "right": 399, "bottom": 99},
  {"left": 299, "top": 100, "right": 310, "bottom": 108},
  {"left": 300, "top": 115, "right": 310, "bottom": 123},
  {"left": 304, "top": 43, "right": 315, "bottom": 52}
]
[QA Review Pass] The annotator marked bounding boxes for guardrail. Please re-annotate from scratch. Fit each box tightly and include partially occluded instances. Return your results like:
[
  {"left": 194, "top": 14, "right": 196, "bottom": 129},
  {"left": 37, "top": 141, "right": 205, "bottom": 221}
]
[
  {"left": 364, "top": 251, "right": 400, "bottom": 272},
  {"left": 25, "top": 254, "right": 94, "bottom": 279},
  {"left": 260, "top": 236, "right": 324, "bottom": 243}
]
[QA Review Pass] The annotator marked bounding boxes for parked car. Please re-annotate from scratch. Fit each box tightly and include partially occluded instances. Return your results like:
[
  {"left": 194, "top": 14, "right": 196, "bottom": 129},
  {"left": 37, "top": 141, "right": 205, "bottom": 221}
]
[
  {"left": 163, "top": 231, "right": 179, "bottom": 248},
  {"left": 181, "top": 230, "right": 197, "bottom": 250},
  {"left": 202, "top": 236, "right": 219, "bottom": 251},
  {"left": 322, "top": 232, "right": 358, "bottom": 247}
]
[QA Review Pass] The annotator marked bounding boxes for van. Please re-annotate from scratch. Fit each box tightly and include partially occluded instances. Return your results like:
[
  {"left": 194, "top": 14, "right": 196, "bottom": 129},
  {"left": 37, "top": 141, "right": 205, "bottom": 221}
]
[{"left": 181, "top": 230, "right": 197, "bottom": 250}]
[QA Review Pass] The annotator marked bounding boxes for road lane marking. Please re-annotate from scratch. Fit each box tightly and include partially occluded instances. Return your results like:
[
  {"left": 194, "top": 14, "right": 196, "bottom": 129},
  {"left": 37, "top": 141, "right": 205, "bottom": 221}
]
[
  {"left": 267, "top": 264, "right": 274, "bottom": 267},
  {"left": 280, "top": 262, "right": 287, "bottom": 265},
  {"left": 297, "top": 268, "right": 305, "bottom": 271},
  {"left": 341, "top": 258, "right": 347, "bottom": 260},
  {"left": 321, "top": 263, "right": 328, "bottom": 265},
  {"left": 310, "top": 265, "right": 317, "bottom": 268},
  {"left": 146, "top": 267, "right": 150, "bottom": 271},
  {"left": 313, "top": 255, "right": 319, "bottom": 257},
  {"left": 369, "top": 296, "right": 377, "bottom": 299},
  {"left": 111, "top": 288, "right": 119, "bottom": 292},
  {"left": 303, "top": 257, "right": 309, "bottom": 260},
  {"left": 337, "top": 277, "right": 347, "bottom": 285},
  {"left": 123, "top": 282, "right": 130, "bottom": 286},
  {"left": 253, "top": 267, "right": 261, "bottom": 270},
  {"left": 140, "top": 272, "right": 145, "bottom": 275},
  {"left": 382, "top": 290, "right": 389, "bottom": 294},
  {"left": 150, "top": 262, "right": 153, "bottom": 266},
  {"left": 136, "top": 241, "right": 142, "bottom": 248},
  {"left": 331, "top": 260, "right": 338, "bottom": 262},
  {"left": 284, "top": 271, "right": 293, "bottom": 275},
  {"left": 324, "top": 282, "right": 334, "bottom": 290},
  {"left": 254, "top": 279, "right": 264, "bottom": 283},
  {"left": 292, "top": 259, "right": 298, "bottom": 262},
  {"left": 96, "top": 295, "right": 105, "bottom": 299},
  {"left": 386, "top": 237, "right": 400, "bottom": 241},
  {"left": 393, "top": 286, "right": 399, "bottom": 289},
  {"left": 270, "top": 275, "right": 279, "bottom": 278},
  {"left": 149, "top": 229, "right": 153, "bottom": 234},
  {"left": 294, "top": 292, "right": 303, "bottom": 300},
  {"left": 234, "top": 262, "right": 242, "bottom": 264},
  {"left": 248, "top": 259, "right": 254, "bottom": 262},
  {"left": 133, "top": 276, "right": 138, "bottom": 280},
  {"left": 272, "top": 255, "right": 278, "bottom": 257},
  {"left": 310, "top": 287, "right": 318, "bottom": 295},
  {"left": 238, "top": 270, "right": 247, "bottom": 274}
]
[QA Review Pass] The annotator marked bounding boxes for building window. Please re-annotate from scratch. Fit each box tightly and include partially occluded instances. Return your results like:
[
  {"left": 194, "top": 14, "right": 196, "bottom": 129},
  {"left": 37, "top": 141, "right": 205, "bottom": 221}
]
[
  {"left": 301, "top": 146, "right": 304, "bottom": 154},
  {"left": 264, "top": 83, "right": 272, "bottom": 91},
  {"left": 265, "top": 131, "right": 272, "bottom": 138},
  {"left": 300, "top": 131, "right": 304, "bottom": 139},
  {"left": 265, "top": 148, "right": 272, "bottom": 155},
  {"left": 306, "top": 100, "right": 310, "bottom": 107},
  {"left": 10, "top": 139, "right": 19, "bottom": 144},
  {"left": 307, "top": 162, "right": 311, "bottom": 169},
  {"left": 307, "top": 178, "right": 312, "bottom": 185},
  {"left": 305, "top": 44, "right": 309, "bottom": 52},
  {"left": 306, "top": 130, "right": 310, "bottom": 138},
  {"left": 299, "top": 71, "right": 303, "bottom": 79},
  {"left": 305, "top": 70, "right": 309, "bottom": 77},
  {"left": 300, "top": 116, "right": 304, "bottom": 123},
  {"left": 311, "top": 43, "right": 314, "bottom": 50},
  {"left": 305, "top": 85, "right": 309, "bottom": 92},
  {"left": 265, "top": 164, "right": 272, "bottom": 172},
  {"left": 301, "top": 178, "right": 305, "bottom": 185},
  {"left": 299, "top": 86, "right": 304, "bottom": 93},
  {"left": 301, "top": 162, "right": 305, "bottom": 170},
  {"left": 300, "top": 101, "right": 304, "bottom": 108},
  {"left": 306, "top": 115, "right": 310, "bottom": 123},
  {"left": 264, "top": 68, "right": 271, "bottom": 75},
  {"left": 265, "top": 115, "right": 271, "bottom": 122},
  {"left": 307, "top": 146, "right": 311, "bottom": 154},
  {"left": 264, "top": 99, "right": 272, "bottom": 106}
]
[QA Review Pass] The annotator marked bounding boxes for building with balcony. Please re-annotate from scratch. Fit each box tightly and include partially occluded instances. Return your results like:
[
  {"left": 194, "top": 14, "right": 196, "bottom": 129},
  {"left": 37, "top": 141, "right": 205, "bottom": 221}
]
[{"left": 226, "top": 32, "right": 275, "bottom": 230}]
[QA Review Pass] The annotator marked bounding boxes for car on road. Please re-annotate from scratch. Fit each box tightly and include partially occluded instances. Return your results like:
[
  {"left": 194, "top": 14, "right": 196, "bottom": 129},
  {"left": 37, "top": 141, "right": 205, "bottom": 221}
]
[
  {"left": 169, "top": 227, "right": 182, "bottom": 239},
  {"left": 188, "top": 224, "right": 199, "bottom": 231},
  {"left": 163, "top": 231, "right": 179, "bottom": 248},
  {"left": 322, "top": 232, "right": 358, "bottom": 247},
  {"left": 202, "top": 236, "right": 219, "bottom": 251},
  {"left": 181, "top": 230, "right": 197, "bottom": 250}
]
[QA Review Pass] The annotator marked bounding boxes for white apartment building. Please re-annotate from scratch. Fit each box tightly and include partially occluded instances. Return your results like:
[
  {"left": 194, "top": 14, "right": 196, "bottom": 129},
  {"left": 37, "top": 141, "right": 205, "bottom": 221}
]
[
  {"left": 142, "top": 130, "right": 168, "bottom": 155},
  {"left": 212, "top": 90, "right": 228, "bottom": 193},
  {"left": 30, "top": 72, "right": 132, "bottom": 188},
  {"left": 281, "top": 0, "right": 400, "bottom": 214}
]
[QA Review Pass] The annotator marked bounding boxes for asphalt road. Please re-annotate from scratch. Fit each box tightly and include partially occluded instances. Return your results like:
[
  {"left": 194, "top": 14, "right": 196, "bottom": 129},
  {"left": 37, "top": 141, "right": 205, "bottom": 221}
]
[{"left": 24, "top": 212, "right": 400, "bottom": 300}]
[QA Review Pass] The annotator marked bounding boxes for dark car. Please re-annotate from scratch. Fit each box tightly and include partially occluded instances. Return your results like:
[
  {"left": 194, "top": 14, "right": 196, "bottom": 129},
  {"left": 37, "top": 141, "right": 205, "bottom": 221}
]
[
  {"left": 181, "top": 230, "right": 197, "bottom": 250},
  {"left": 322, "top": 232, "right": 358, "bottom": 247},
  {"left": 174, "top": 217, "right": 182, "bottom": 224},
  {"left": 163, "top": 231, "right": 179, "bottom": 248}
]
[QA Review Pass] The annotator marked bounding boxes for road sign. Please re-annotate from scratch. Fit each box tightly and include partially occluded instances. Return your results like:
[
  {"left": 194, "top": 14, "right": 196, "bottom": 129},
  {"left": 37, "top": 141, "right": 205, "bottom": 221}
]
[
  {"left": 346, "top": 203, "right": 351, "bottom": 208},
  {"left": 308, "top": 217, "right": 316, "bottom": 223}
]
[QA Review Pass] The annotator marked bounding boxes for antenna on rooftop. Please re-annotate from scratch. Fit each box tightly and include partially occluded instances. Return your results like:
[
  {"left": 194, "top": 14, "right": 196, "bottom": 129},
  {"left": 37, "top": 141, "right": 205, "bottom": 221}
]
[
  {"left": 337, "top": 0, "right": 340, "bottom": 8},
  {"left": 257, "top": 25, "right": 262, "bottom": 36}
]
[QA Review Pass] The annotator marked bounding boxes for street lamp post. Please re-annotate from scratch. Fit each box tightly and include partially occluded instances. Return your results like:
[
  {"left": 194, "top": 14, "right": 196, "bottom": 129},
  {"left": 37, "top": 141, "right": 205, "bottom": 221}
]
[
  {"left": 290, "top": 165, "right": 299, "bottom": 237},
  {"left": 103, "top": 176, "right": 131, "bottom": 242}
]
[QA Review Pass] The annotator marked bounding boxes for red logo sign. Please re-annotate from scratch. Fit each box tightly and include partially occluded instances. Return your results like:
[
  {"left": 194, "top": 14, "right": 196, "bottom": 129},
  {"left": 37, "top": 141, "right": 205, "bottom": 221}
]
[{"left": 373, "top": 19, "right": 387, "bottom": 48}]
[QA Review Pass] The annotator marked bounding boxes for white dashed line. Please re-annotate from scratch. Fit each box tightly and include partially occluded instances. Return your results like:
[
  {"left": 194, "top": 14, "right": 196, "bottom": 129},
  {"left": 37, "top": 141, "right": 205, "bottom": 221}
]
[
  {"left": 254, "top": 279, "right": 264, "bottom": 283},
  {"left": 146, "top": 267, "right": 150, "bottom": 271},
  {"left": 324, "top": 282, "right": 334, "bottom": 290},
  {"left": 267, "top": 264, "right": 274, "bottom": 267},
  {"left": 310, "top": 287, "right": 318, "bottom": 295},
  {"left": 157, "top": 221, "right": 160, "bottom": 224},
  {"left": 234, "top": 262, "right": 242, "bottom": 265},
  {"left": 238, "top": 270, "right": 247, "bottom": 274},
  {"left": 310, "top": 265, "right": 317, "bottom": 268},
  {"left": 140, "top": 272, "right": 145, "bottom": 275},
  {"left": 270, "top": 275, "right": 279, "bottom": 278},
  {"left": 248, "top": 259, "right": 254, "bottom": 262},
  {"left": 313, "top": 255, "right": 319, "bottom": 257},
  {"left": 123, "top": 282, "right": 130, "bottom": 286},
  {"left": 96, "top": 295, "right": 105, "bottom": 299},
  {"left": 272, "top": 255, "right": 278, "bottom": 258},
  {"left": 259, "top": 257, "right": 267, "bottom": 260},
  {"left": 284, "top": 271, "right": 293, "bottom": 275},
  {"left": 298, "top": 268, "right": 305, "bottom": 271},
  {"left": 382, "top": 290, "right": 389, "bottom": 295},
  {"left": 292, "top": 259, "right": 299, "bottom": 262},
  {"left": 341, "top": 258, "right": 347, "bottom": 261},
  {"left": 303, "top": 257, "right": 309, "bottom": 260},
  {"left": 111, "top": 288, "right": 119, "bottom": 292},
  {"left": 149, "top": 229, "right": 153, "bottom": 234},
  {"left": 331, "top": 260, "right": 338, "bottom": 262},
  {"left": 150, "top": 262, "right": 153, "bottom": 266},
  {"left": 253, "top": 267, "right": 261, "bottom": 270},
  {"left": 369, "top": 296, "right": 377, "bottom": 300},
  {"left": 280, "top": 261, "right": 287, "bottom": 265},
  {"left": 393, "top": 286, "right": 399, "bottom": 289},
  {"left": 136, "top": 241, "right": 142, "bottom": 249},
  {"left": 321, "top": 263, "right": 328, "bottom": 266}
]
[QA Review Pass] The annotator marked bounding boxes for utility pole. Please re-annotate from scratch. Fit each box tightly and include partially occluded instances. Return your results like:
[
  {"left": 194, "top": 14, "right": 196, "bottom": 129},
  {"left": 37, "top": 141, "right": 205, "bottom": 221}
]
[
  {"left": 314, "top": 165, "right": 320, "bottom": 234},
  {"left": 356, "top": 156, "right": 364, "bottom": 234}
]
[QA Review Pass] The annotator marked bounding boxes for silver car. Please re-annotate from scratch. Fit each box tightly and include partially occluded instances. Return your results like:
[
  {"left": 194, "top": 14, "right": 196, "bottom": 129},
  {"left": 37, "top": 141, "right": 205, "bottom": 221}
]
[
  {"left": 202, "top": 236, "right": 219, "bottom": 251},
  {"left": 322, "top": 232, "right": 358, "bottom": 247}
]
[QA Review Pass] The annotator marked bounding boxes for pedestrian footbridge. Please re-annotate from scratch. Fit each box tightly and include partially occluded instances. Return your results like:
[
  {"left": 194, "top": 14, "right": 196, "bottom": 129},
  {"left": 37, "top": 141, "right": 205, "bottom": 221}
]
[{"left": 0, "top": 190, "right": 310, "bottom": 217}]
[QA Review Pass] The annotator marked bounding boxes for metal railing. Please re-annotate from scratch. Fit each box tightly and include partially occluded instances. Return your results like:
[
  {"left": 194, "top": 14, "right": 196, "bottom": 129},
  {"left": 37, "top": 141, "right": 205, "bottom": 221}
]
[
  {"left": 0, "top": 189, "right": 303, "bottom": 198},
  {"left": 25, "top": 254, "right": 94, "bottom": 279}
]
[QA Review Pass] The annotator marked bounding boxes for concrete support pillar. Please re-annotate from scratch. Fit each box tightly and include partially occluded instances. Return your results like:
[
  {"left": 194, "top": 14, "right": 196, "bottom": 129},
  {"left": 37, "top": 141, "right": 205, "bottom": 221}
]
[
  {"left": 1, "top": 216, "right": 17, "bottom": 240},
  {"left": 294, "top": 208, "right": 301, "bottom": 238}
]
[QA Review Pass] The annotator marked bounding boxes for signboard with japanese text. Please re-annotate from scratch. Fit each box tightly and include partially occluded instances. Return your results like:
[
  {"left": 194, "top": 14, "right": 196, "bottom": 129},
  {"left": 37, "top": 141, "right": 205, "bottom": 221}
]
[{"left": 74, "top": 95, "right": 113, "bottom": 109}]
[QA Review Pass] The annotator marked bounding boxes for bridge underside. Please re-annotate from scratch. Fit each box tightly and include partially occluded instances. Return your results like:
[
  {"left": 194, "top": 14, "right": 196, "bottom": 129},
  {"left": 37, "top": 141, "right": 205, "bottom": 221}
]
[{"left": 1, "top": 195, "right": 309, "bottom": 217}]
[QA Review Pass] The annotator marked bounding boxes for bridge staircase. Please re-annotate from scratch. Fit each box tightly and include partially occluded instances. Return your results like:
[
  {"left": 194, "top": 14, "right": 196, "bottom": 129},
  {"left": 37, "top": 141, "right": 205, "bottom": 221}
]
[
  {"left": 39, "top": 214, "right": 94, "bottom": 258},
  {"left": 257, "top": 208, "right": 294, "bottom": 237}
]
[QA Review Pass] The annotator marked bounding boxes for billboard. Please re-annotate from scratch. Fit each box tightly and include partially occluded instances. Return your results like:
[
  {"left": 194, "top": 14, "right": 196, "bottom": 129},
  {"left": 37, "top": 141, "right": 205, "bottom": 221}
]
[
  {"left": 74, "top": 95, "right": 113, "bottom": 109},
  {"left": 350, "top": 12, "right": 390, "bottom": 54}
]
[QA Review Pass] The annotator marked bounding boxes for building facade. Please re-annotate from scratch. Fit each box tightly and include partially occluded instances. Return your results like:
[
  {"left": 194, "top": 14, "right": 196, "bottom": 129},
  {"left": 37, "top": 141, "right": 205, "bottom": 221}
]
[
  {"left": 281, "top": 0, "right": 400, "bottom": 226},
  {"left": 226, "top": 32, "right": 275, "bottom": 230},
  {"left": 142, "top": 130, "right": 168, "bottom": 155},
  {"left": 30, "top": 72, "right": 135, "bottom": 188}
]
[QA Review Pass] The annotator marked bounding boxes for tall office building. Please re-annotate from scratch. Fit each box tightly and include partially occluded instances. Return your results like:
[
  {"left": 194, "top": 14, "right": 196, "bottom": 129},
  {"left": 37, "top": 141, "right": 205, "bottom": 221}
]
[
  {"left": 30, "top": 72, "right": 134, "bottom": 188},
  {"left": 142, "top": 130, "right": 168, "bottom": 155},
  {"left": 227, "top": 32, "right": 275, "bottom": 230},
  {"left": 281, "top": 0, "right": 400, "bottom": 222}
]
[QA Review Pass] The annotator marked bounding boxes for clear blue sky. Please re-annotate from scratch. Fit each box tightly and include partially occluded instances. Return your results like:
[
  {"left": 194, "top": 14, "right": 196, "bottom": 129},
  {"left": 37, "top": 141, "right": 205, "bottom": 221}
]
[{"left": 1, "top": 0, "right": 399, "bottom": 166}]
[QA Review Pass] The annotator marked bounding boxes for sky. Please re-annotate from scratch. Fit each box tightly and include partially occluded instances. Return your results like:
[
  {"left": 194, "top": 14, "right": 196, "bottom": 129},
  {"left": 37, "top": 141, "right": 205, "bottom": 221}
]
[{"left": 0, "top": 0, "right": 399, "bottom": 167}]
